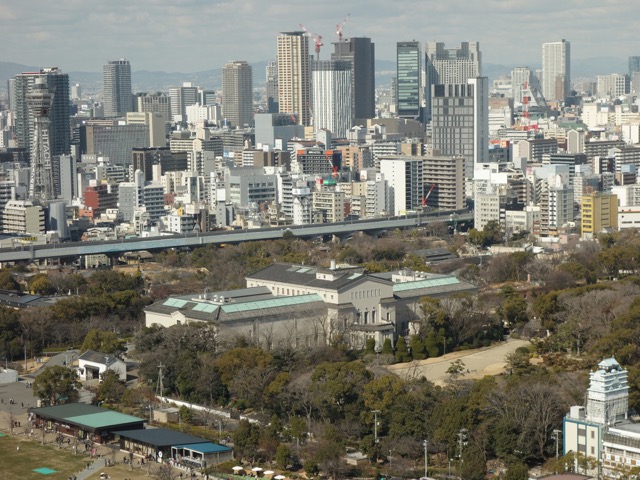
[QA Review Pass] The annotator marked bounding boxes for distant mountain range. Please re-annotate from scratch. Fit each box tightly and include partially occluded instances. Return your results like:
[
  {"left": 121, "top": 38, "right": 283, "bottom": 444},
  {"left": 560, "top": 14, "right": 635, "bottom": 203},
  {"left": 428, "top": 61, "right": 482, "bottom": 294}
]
[{"left": 0, "top": 57, "right": 629, "bottom": 97}]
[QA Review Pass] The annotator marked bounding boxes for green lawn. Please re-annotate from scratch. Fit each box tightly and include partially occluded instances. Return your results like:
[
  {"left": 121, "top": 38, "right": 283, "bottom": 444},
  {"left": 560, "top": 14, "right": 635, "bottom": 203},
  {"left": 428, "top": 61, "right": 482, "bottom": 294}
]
[{"left": 0, "top": 435, "right": 89, "bottom": 480}]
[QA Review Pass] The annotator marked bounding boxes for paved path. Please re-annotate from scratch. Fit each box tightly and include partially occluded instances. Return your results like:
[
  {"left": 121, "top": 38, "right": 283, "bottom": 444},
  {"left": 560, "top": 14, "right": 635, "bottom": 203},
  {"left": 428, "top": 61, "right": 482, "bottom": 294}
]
[{"left": 387, "top": 338, "right": 530, "bottom": 385}]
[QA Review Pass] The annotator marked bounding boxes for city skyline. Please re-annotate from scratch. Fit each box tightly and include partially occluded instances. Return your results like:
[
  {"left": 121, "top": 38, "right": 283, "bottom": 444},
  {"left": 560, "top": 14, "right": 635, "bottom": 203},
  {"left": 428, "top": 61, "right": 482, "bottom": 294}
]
[{"left": 1, "top": 0, "right": 639, "bottom": 74}]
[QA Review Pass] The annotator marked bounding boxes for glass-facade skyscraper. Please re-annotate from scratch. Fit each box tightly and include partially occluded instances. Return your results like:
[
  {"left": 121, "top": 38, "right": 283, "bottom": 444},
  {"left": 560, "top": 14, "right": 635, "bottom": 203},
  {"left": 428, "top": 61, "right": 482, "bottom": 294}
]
[{"left": 396, "top": 41, "right": 422, "bottom": 121}]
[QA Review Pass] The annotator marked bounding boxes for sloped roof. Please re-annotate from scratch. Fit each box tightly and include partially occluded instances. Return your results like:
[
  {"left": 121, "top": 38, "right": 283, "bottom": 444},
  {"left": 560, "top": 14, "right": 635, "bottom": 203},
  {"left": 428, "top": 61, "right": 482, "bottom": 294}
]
[
  {"left": 78, "top": 350, "right": 123, "bottom": 366},
  {"left": 30, "top": 404, "right": 144, "bottom": 431},
  {"left": 114, "top": 428, "right": 210, "bottom": 448},
  {"left": 173, "top": 442, "right": 231, "bottom": 454}
]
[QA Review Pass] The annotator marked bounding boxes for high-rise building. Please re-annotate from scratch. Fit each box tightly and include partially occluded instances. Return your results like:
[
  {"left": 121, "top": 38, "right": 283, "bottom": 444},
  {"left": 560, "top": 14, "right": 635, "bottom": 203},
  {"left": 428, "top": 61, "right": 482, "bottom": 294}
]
[
  {"left": 629, "top": 56, "right": 640, "bottom": 78},
  {"left": 431, "top": 78, "right": 488, "bottom": 180},
  {"left": 266, "top": 60, "right": 279, "bottom": 113},
  {"left": 312, "top": 60, "right": 353, "bottom": 138},
  {"left": 380, "top": 156, "right": 424, "bottom": 215},
  {"left": 27, "top": 78, "right": 55, "bottom": 203},
  {"left": 102, "top": 59, "right": 132, "bottom": 118},
  {"left": 169, "top": 83, "right": 198, "bottom": 121},
  {"left": 596, "top": 74, "right": 629, "bottom": 98},
  {"left": 13, "top": 68, "right": 70, "bottom": 159},
  {"left": 277, "top": 31, "right": 311, "bottom": 126},
  {"left": 332, "top": 37, "right": 375, "bottom": 123},
  {"left": 137, "top": 92, "right": 171, "bottom": 125},
  {"left": 396, "top": 41, "right": 422, "bottom": 120},
  {"left": 542, "top": 40, "right": 571, "bottom": 102},
  {"left": 425, "top": 42, "right": 481, "bottom": 121},
  {"left": 222, "top": 61, "right": 254, "bottom": 128}
]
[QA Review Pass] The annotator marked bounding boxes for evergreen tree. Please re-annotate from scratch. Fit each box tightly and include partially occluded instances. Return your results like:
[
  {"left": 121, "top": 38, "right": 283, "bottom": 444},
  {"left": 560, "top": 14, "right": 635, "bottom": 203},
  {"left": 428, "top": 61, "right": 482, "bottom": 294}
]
[
  {"left": 395, "top": 336, "right": 411, "bottom": 363},
  {"left": 381, "top": 338, "right": 394, "bottom": 356},
  {"left": 409, "top": 335, "right": 426, "bottom": 360}
]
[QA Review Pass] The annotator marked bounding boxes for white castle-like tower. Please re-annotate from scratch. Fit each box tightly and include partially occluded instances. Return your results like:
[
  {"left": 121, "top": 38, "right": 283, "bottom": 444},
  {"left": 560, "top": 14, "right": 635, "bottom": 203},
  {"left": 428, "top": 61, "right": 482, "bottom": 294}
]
[
  {"left": 27, "top": 78, "right": 55, "bottom": 204},
  {"left": 586, "top": 357, "right": 629, "bottom": 426}
]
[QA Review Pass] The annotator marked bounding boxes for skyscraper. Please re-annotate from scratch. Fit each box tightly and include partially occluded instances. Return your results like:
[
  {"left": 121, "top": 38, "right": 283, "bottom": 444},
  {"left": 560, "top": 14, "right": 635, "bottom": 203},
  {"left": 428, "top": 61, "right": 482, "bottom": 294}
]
[
  {"left": 629, "top": 56, "right": 640, "bottom": 94},
  {"left": 222, "top": 61, "right": 254, "bottom": 128},
  {"left": 332, "top": 37, "right": 375, "bottom": 123},
  {"left": 13, "top": 67, "right": 70, "bottom": 159},
  {"left": 431, "top": 78, "right": 488, "bottom": 180},
  {"left": 425, "top": 42, "right": 481, "bottom": 122},
  {"left": 103, "top": 59, "right": 132, "bottom": 117},
  {"left": 169, "top": 83, "right": 198, "bottom": 122},
  {"left": 27, "top": 78, "right": 55, "bottom": 203},
  {"left": 266, "top": 60, "right": 279, "bottom": 113},
  {"left": 396, "top": 41, "right": 422, "bottom": 120},
  {"left": 312, "top": 60, "right": 353, "bottom": 138},
  {"left": 542, "top": 40, "right": 571, "bottom": 102},
  {"left": 277, "top": 31, "right": 311, "bottom": 126}
]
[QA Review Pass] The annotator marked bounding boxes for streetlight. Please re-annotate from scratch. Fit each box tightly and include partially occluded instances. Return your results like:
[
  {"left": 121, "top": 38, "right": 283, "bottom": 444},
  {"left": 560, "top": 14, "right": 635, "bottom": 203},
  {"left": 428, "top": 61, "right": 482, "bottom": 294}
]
[
  {"left": 448, "top": 458, "right": 453, "bottom": 479},
  {"left": 552, "top": 429, "right": 562, "bottom": 459},
  {"left": 372, "top": 410, "right": 381, "bottom": 445},
  {"left": 388, "top": 450, "right": 392, "bottom": 479},
  {"left": 423, "top": 439, "right": 428, "bottom": 479}
]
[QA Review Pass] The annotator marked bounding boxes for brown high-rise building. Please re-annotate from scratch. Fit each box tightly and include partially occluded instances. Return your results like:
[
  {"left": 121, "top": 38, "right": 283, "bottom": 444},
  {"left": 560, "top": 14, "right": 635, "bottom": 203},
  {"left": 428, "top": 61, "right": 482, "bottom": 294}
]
[
  {"left": 222, "top": 61, "right": 253, "bottom": 128},
  {"left": 277, "top": 32, "right": 311, "bottom": 126}
]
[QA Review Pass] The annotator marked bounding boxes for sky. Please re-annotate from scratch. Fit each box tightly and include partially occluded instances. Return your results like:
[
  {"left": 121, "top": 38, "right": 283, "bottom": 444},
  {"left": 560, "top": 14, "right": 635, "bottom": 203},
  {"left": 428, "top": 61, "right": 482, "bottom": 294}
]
[{"left": 1, "top": 0, "right": 639, "bottom": 74}]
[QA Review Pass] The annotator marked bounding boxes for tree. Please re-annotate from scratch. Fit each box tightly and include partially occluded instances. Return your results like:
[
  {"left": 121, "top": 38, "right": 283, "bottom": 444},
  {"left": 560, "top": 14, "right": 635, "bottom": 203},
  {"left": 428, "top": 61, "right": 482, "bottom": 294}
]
[
  {"left": 409, "top": 335, "right": 426, "bottom": 360},
  {"left": 29, "top": 273, "right": 57, "bottom": 295},
  {"left": 275, "top": 443, "right": 291, "bottom": 469},
  {"left": 446, "top": 359, "right": 466, "bottom": 378},
  {"left": 504, "top": 462, "right": 529, "bottom": 480},
  {"left": 364, "top": 337, "right": 376, "bottom": 355},
  {"left": 96, "top": 370, "right": 126, "bottom": 404},
  {"left": 395, "top": 336, "right": 410, "bottom": 363},
  {"left": 381, "top": 338, "right": 394, "bottom": 356},
  {"left": 0, "top": 269, "right": 20, "bottom": 291},
  {"left": 233, "top": 419, "right": 261, "bottom": 462},
  {"left": 33, "top": 365, "right": 81, "bottom": 405},
  {"left": 81, "top": 329, "right": 124, "bottom": 355}
]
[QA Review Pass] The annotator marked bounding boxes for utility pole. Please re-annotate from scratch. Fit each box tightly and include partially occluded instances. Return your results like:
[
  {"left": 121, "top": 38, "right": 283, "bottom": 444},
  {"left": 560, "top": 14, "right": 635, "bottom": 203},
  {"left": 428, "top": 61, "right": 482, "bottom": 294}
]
[{"left": 423, "top": 439, "right": 428, "bottom": 479}]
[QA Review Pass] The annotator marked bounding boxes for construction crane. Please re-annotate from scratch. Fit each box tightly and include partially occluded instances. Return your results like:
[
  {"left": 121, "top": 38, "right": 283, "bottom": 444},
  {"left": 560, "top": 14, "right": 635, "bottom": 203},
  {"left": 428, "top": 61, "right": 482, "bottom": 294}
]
[
  {"left": 421, "top": 183, "right": 436, "bottom": 208},
  {"left": 336, "top": 13, "right": 350, "bottom": 43},
  {"left": 299, "top": 24, "right": 324, "bottom": 59}
]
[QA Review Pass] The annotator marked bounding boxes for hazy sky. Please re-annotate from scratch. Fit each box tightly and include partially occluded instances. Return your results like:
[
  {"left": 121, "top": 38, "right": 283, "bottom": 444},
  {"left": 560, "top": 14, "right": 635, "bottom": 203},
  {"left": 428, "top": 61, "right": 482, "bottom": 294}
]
[{"left": 1, "top": 0, "right": 639, "bottom": 73}]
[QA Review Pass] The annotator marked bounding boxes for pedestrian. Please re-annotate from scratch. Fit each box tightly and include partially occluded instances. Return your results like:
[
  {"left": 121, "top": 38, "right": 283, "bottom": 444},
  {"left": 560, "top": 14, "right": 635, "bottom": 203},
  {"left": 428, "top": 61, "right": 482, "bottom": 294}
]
[{"left": 21, "top": 402, "right": 23, "bottom": 407}]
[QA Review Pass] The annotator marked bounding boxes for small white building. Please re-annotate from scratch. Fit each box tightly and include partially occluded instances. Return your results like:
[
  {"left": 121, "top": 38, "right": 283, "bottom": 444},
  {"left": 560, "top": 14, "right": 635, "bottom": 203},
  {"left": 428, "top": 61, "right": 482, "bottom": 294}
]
[{"left": 77, "top": 350, "right": 126, "bottom": 382}]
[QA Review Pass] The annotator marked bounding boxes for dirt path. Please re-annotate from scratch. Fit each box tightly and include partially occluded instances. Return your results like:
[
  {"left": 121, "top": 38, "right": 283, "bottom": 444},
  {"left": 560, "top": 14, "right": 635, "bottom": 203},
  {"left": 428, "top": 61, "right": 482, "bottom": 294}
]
[{"left": 387, "top": 338, "right": 530, "bottom": 385}]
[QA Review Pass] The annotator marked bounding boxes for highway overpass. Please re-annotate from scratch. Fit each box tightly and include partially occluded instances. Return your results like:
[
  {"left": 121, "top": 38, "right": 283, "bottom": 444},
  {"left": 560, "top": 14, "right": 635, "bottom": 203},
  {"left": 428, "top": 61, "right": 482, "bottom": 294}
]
[{"left": 0, "top": 209, "right": 472, "bottom": 264}]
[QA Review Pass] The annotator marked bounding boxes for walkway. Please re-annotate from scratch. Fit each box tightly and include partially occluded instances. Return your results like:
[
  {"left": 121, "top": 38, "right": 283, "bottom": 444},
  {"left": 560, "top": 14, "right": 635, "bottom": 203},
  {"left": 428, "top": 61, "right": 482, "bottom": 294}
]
[{"left": 387, "top": 338, "right": 530, "bottom": 385}]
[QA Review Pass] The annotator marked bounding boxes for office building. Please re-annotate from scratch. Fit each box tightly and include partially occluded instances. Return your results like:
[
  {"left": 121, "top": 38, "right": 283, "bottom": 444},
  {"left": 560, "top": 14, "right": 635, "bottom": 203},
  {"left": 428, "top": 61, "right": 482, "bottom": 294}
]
[
  {"left": 26, "top": 78, "right": 55, "bottom": 203},
  {"left": 169, "top": 83, "right": 198, "bottom": 121},
  {"left": 277, "top": 31, "right": 311, "bottom": 126},
  {"left": 542, "top": 40, "right": 571, "bottom": 102},
  {"left": 266, "top": 60, "right": 279, "bottom": 113},
  {"left": 13, "top": 68, "right": 70, "bottom": 159},
  {"left": 103, "top": 59, "right": 132, "bottom": 118},
  {"left": 379, "top": 156, "right": 424, "bottom": 215},
  {"left": 581, "top": 192, "right": 618, "bottom": 239},
  {"left": 312, "top": 60, "right": 353, "bottom": 137},
  {"left": 425, "top": 41, "right": 481, "bottom": 120},
  {"left": 254, "top": 113, "right": 304, "bottom": 149},
  {"left": 396, "top": 41, "right": 422, "bottom": 120},
  {"left": 629, "top": 56, "right": 640, "bottom": 78},
  {"left": 222, "top": 61, "right": 253, "bottom": 128},
  {"left": 596, "top": 74, "right": 629, "bottom": 98},
  {"left": 137, "top": 92, "right": 171, "bottom": 125},
  {"left": 431, "top": 78, "right": 489, "bottom": 179},
  {"left": 332, "top": 37, "right": 375, "bottom": 123}
]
